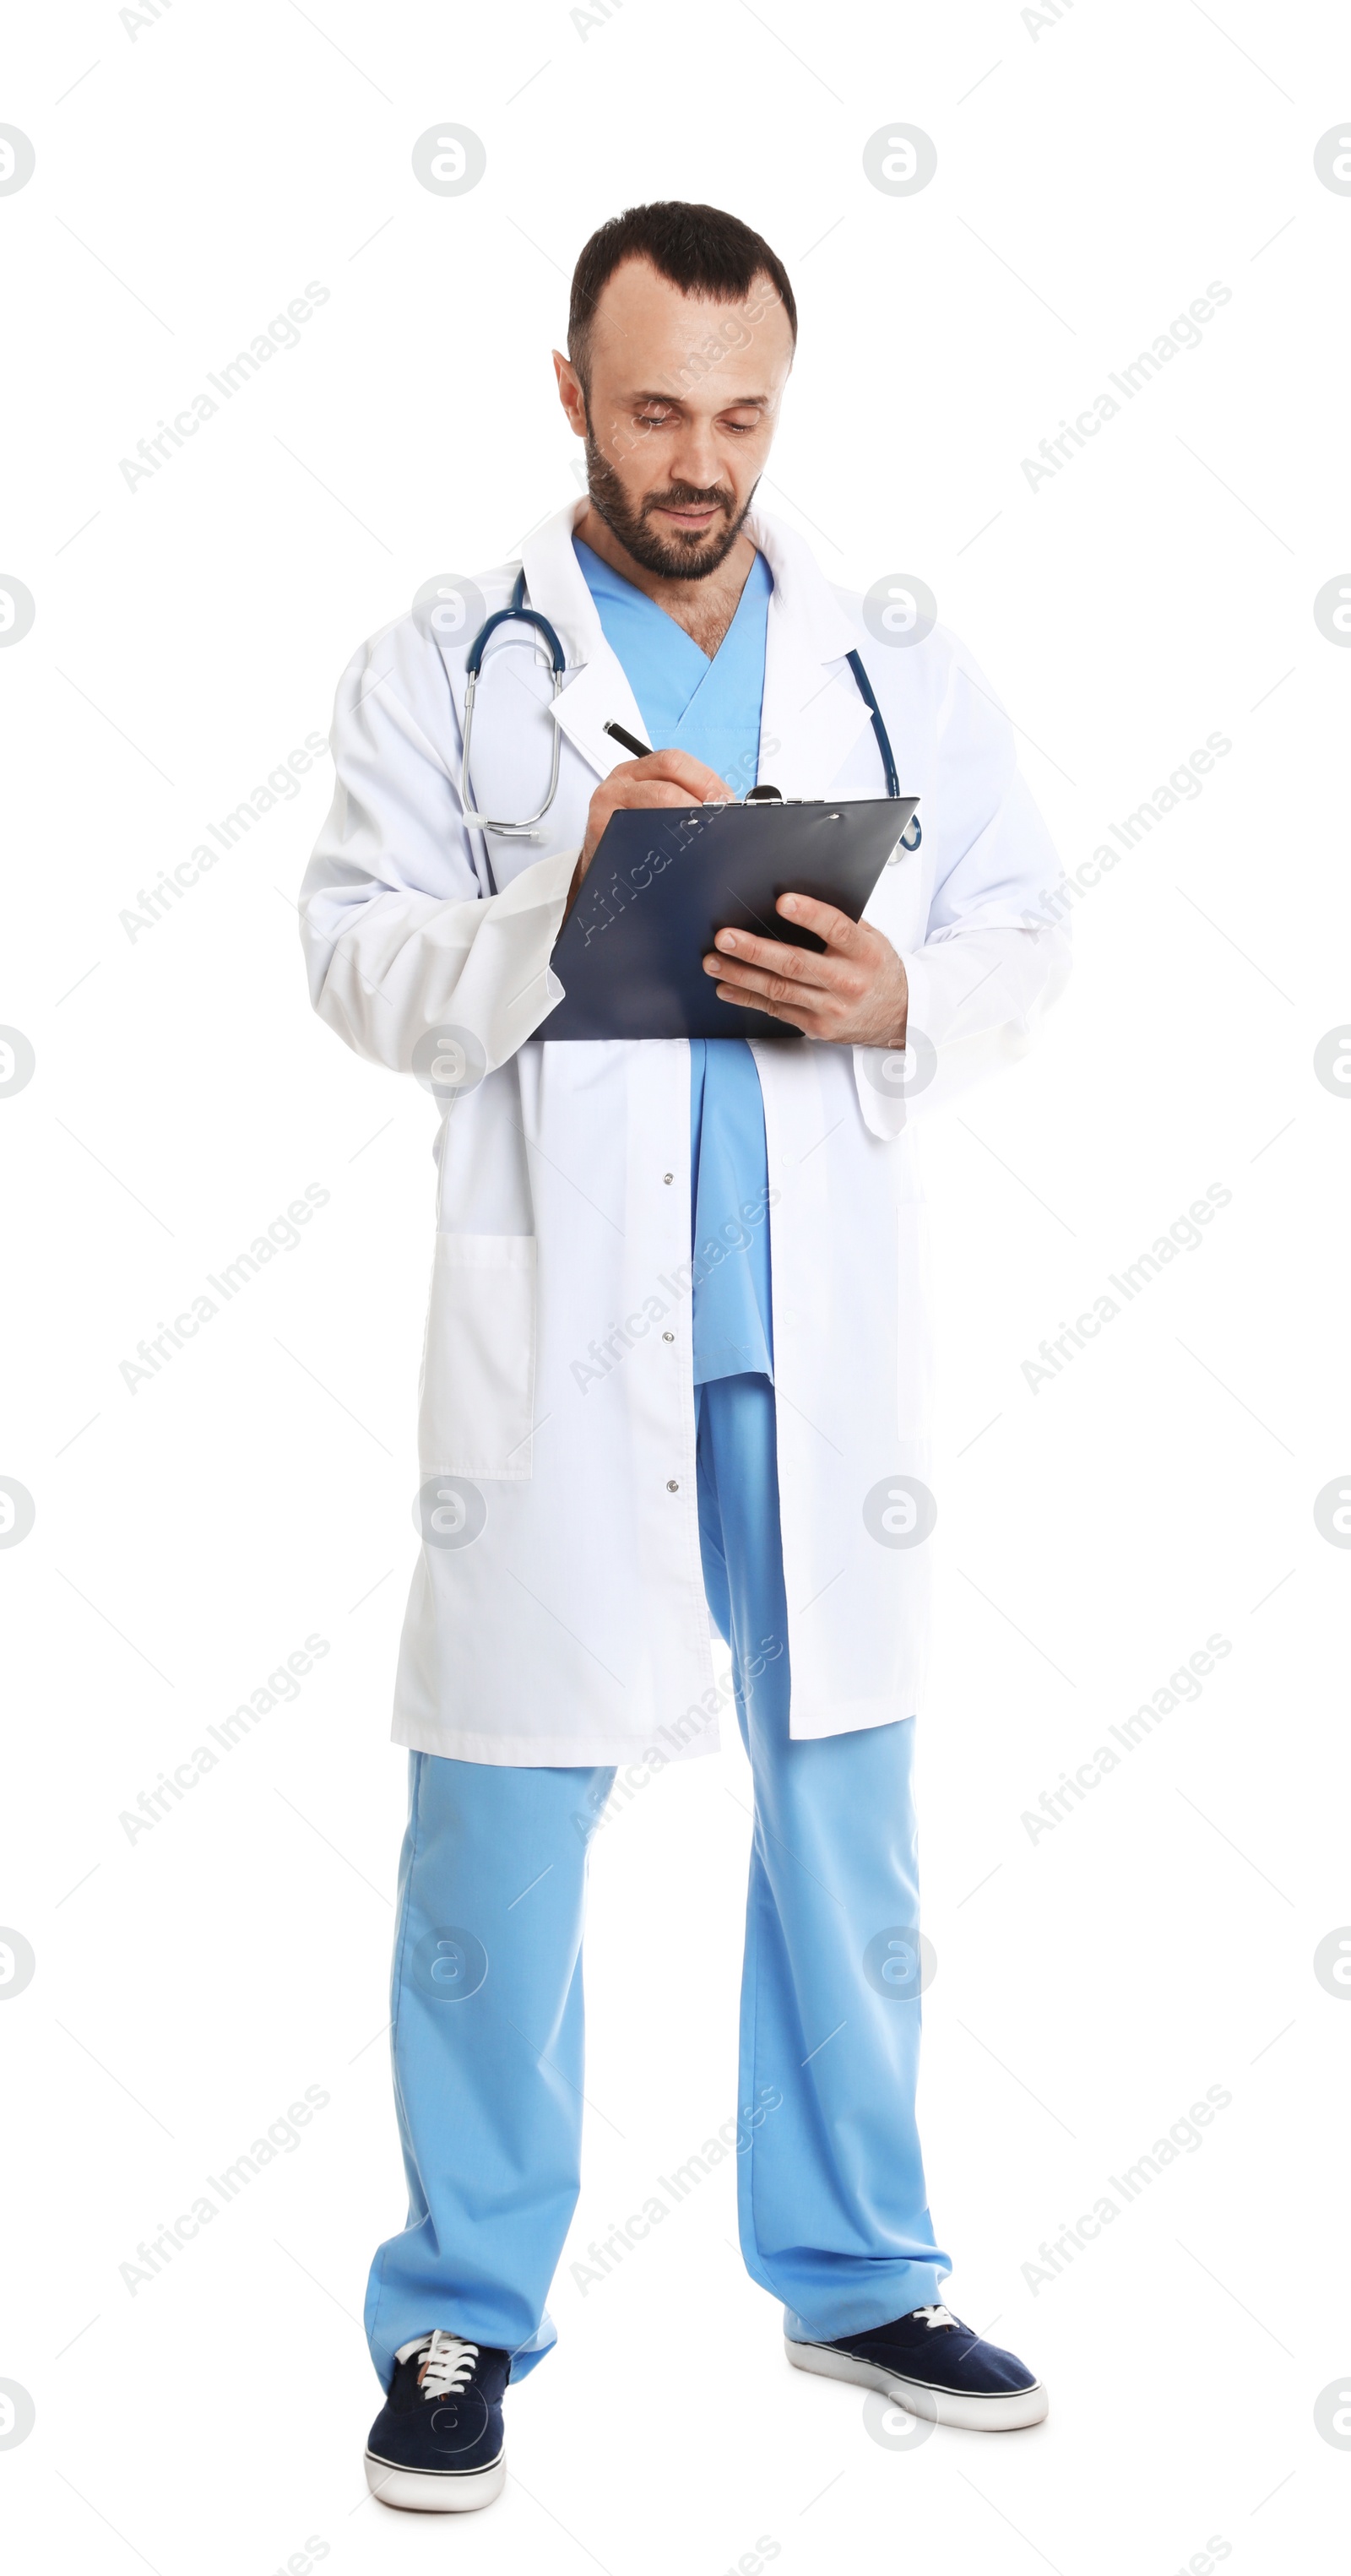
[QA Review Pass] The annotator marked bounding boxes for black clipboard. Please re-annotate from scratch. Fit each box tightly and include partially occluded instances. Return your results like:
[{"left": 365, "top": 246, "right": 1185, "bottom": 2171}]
[{"left": 541, "top": 795, "right": 919, "bottom": 1041}]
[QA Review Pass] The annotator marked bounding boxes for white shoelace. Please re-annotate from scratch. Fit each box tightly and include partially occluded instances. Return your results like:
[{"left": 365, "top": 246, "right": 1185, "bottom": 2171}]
[
  {"left": 911, "top": 2303, "right": 958, "bottom": 2331},
  {"left": 399, "top": 2330, "right": 480, "bottom": 2400}
]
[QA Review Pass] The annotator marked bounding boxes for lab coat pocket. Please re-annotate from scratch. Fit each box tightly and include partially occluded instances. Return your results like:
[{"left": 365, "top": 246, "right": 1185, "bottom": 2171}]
[{"left": 420, "top": 1234, "right": 537, "bottom": 1480}]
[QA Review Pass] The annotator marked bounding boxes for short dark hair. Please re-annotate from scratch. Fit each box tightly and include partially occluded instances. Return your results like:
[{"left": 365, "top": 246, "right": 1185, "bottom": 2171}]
[{"left": 567, "top": 200, "right": 797, "bottom": 389}]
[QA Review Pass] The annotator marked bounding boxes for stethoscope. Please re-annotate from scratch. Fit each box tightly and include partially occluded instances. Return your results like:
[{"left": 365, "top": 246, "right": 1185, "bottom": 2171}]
[
  {"left": 459, "top": 570, "right": 569, "bottom": 841},
  {"left": 453, "top": 571, "right": 922, "bottom": 865}
]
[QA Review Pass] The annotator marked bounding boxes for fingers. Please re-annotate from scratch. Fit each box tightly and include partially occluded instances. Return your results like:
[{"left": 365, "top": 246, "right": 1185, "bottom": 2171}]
[
  {"left": 618, "top": 748, "right": 734, "bottom": 801},
  {"left": 703, "top": 925, "right": 865, "bottom": 1001},
  {"left": 583, "top": 756, "right": 730, "bottom": 864},
  {"left": 711, "top": 979, "right": 822, "bottom": 1033},
  {"left": 706, "top": 952, "right": 844, "bottom": 1021},
  {"left": 605, "top": 778, "right": 712, "bottom": 814},
  {"left": 702, "top": 898, "right": 907, "bottom": 1047},
  {"left": 583, "top": 751, "right": 735, "bottom": 862},
  {"left": 775, "top": 891, "right": 867, "bottom": 949}
]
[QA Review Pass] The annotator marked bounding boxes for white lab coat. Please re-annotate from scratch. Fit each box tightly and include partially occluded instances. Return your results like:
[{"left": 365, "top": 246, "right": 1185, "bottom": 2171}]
[{"left": 300, "top": 499, "right": 1069, "bottom": 1765}]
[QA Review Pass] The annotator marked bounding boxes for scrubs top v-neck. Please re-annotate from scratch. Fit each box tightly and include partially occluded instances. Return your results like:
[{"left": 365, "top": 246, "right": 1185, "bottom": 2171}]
[{"left": 573, "top": 536, "right": 775, "bottom": 1385}]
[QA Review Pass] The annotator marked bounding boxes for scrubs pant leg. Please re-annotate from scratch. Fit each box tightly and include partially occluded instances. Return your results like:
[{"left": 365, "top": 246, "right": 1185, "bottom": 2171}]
[
  {"left": 696, "top": 1372, "right": 952, "bottom": 2341},
  {"left": 364, "top": 1749, "right": 614, "bottom": 2389}
]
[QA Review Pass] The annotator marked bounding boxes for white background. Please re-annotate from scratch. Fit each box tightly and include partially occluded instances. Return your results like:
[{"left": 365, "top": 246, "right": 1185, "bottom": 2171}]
[{"left": 3, "top": 3, "right": 1349, "bottom": 2571}]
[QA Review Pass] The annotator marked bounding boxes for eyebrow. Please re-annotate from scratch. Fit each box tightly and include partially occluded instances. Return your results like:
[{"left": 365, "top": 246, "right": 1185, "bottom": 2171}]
[{"left": 628, "top": 389, "right": 773, "bottom": 408}]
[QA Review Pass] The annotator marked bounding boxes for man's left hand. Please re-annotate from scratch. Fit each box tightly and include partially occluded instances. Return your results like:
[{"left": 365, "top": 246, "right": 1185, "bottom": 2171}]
[{"left": 703, "top": 893, "right": 909, "bottom": 1047}]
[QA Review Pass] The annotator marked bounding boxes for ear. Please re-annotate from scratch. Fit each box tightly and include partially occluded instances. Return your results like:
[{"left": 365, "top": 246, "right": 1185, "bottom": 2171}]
[{"left": 553, "top": 350, "right": 587, "bottom": 438}]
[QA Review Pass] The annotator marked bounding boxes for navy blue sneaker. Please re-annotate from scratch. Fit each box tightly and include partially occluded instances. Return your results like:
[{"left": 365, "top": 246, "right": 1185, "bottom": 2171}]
[
  {"left": 787, "top": 2302, "right": 1046, "bottom": 2430},
  {"left": 365, "top": 2330, "right": 508, "bottom": 2510}
]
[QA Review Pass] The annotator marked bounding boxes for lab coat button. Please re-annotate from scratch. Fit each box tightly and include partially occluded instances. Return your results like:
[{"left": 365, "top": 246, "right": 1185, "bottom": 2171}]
[
  {"left": 666, "top": 1478, "right": 679, "bottom": 1491},
  {"left": 662, "top": 1331, "right": 675, "bottom": 1342},
  {"left": 663, "top": 1171, "right": 674, "bottom": 1184}
]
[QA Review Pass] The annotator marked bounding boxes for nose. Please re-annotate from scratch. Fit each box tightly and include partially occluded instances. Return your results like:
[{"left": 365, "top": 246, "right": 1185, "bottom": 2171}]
[{"left": 665, "top": 420, "right": 726, "bottom": 496}]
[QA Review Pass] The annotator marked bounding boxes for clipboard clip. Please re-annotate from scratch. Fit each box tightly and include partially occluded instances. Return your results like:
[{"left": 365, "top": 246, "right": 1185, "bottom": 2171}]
[{"left": 751, "top": 780, "right": 920, "bottom": 851}]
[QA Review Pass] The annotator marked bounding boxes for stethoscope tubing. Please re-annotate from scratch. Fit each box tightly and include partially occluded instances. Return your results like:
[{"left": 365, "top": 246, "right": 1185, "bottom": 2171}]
[
  {"left": 458, "top": 571, "right": 568, "bottom": 846},
  {"left": 454, "top": 572, "right": 922, "bottom": 860}
]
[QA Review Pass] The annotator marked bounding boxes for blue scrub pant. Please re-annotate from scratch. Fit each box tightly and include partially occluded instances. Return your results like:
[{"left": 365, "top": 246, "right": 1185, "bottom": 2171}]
[{"left": 365, "top": 1374, "right": 948, "bottom": 2387}]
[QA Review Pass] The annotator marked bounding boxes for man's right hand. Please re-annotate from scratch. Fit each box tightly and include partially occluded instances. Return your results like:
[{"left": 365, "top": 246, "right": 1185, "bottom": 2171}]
[{"left": 569, "top": 750, "right": 733, "bottom": 908}]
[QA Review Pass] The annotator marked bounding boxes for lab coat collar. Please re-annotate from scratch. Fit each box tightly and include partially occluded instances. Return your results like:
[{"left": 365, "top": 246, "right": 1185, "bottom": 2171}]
[
  {"left": 519, "top": 495, "right": 871, "bottom": 794},
  {"left": 520, "top": 499, "right": 648, "bottom": 778},
  {"left": 747, "top": 501, "right": 876, "bottom": 798}
]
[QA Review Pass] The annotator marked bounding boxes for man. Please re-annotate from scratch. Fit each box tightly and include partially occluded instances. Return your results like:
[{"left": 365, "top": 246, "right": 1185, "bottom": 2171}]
[{"left": 301, "top": 200, "right": 1069, "bottom": 2513}]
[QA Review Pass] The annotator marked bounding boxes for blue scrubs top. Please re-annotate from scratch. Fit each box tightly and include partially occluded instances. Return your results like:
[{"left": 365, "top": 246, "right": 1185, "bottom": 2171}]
[{"left": 574, "top": 537, "right": 775, "bottom": 1383}]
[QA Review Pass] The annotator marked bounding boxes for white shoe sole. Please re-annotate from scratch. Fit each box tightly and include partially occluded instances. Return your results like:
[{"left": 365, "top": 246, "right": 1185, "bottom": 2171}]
[
  {"left": 365, "top": 2447, "right": 506, "bottom": 2511},
  {"left": 785, "top": 2336, "right": 1048, "bottom": 2431}
]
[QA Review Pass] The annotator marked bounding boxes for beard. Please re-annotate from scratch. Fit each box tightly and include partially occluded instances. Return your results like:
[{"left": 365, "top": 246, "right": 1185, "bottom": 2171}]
[{"left": 583, "top": 428, "right": 756, "bottom": 581}]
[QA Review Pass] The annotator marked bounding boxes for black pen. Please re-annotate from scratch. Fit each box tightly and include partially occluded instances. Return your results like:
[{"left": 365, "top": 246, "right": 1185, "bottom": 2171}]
[
  {"left": 602, "top": 718, "right": 653, "bottom": 760},
  {"left": 603, "top": 717, "right": 779, "bottom": 805}
]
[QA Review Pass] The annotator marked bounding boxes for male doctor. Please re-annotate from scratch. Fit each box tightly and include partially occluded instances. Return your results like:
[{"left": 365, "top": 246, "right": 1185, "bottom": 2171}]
[{"left": 301, "top": 200, "right": 1070, "bottom": 2512}]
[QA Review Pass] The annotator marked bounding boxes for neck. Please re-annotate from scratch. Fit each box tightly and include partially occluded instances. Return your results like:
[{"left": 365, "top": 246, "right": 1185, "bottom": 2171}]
[{"left": 573, "top": 502, "right": 757, "bottom": 639}]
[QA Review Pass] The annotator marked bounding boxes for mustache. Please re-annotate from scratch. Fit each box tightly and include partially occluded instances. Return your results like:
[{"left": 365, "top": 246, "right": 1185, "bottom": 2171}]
[{"left": 642, "top": 481, "right": 735, "bottom": 516}]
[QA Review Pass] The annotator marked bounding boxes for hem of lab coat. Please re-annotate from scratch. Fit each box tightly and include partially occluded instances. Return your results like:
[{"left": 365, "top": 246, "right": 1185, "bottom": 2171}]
[
  {"left": 786, "top": 1698, "right": 920, "bottom": 1741},
  {"left": 388, "top": 1701, "right": 917, "bottom": 1761},
  {"left": 389, "top": 1715, "right": 724, "bottom": 1767}
]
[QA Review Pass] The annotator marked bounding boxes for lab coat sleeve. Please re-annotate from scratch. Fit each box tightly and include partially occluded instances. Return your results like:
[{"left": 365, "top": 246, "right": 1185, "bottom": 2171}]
[
  {"left": 298, "top": 621, "right": 577, "bottom": 1076},
  {"left": 854, "top": 643, "right": 1071, "bottom": 1139}
]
